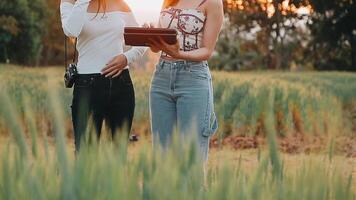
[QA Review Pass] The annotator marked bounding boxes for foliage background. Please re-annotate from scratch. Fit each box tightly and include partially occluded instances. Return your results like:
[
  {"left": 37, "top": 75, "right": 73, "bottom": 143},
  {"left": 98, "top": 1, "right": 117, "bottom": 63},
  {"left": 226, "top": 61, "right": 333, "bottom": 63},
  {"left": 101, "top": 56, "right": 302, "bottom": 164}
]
[{"left": 0, "top": 0, "right": 355, "bottom": 71}]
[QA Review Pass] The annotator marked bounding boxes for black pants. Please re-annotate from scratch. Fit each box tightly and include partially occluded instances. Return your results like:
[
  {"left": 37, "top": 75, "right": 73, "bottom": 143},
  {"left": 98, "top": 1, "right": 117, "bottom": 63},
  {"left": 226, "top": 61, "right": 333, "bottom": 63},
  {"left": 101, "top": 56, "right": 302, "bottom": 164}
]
[{"left": 71, "top": 69, "right": 135, "bottom": 152}]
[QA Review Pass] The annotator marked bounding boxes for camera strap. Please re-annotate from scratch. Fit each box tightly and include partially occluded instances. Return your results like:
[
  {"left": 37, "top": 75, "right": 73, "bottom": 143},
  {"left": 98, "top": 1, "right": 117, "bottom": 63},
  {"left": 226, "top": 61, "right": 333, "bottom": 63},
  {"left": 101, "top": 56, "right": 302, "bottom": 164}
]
[{"left": 64, "top": 36, "right": 78, "bottom": 69}]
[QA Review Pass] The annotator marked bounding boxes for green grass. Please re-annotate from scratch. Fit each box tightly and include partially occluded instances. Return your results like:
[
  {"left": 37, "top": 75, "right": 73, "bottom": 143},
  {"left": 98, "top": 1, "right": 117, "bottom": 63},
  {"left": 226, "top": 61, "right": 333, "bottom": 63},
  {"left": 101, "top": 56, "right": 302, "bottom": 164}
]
[
  {"left": 1, "top": 65, "right": 355, "bottom": 138},
  {"left": 1, "top": 138, "right": 355, "bottom": 200},
  {"left": 0, "top": 65, "right": 355, "bottom": 199}
]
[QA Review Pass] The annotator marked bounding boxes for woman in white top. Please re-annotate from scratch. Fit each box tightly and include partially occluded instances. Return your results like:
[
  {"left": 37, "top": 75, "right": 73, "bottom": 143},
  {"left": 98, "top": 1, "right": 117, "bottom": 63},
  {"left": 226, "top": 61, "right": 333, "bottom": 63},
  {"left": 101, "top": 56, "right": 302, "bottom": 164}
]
[
  {"left": 148, "top": 0, "right": 223, "bottom": 161},
  {"left": 60, "top": 0, "right": 146, "bottom": 152}
]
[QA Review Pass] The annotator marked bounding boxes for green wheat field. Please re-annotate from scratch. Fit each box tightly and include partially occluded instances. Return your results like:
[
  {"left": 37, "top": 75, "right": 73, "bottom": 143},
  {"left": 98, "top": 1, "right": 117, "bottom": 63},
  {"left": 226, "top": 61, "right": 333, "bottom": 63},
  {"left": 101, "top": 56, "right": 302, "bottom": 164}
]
[{"left": 0, "top": 65, "right": 356, "bottom": 199}]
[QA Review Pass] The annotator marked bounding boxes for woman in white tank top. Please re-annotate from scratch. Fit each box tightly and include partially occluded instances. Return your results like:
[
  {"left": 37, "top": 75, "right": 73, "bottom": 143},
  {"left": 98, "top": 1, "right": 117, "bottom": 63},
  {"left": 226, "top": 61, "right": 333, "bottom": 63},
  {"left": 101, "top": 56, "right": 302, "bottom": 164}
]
[
  {"left": 148, "top": 0, "right": 224, "bottom": 162},
  {"left": 60, "top": 0, "right": 146, "bottom": 152}
]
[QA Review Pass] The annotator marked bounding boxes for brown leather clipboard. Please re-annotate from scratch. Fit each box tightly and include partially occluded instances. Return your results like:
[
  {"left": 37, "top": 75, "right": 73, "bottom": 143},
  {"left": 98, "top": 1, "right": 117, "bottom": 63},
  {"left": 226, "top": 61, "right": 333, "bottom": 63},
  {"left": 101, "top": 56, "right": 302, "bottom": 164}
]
[{"left": 124, "top": 27, "right": 178, "bottom": 46}]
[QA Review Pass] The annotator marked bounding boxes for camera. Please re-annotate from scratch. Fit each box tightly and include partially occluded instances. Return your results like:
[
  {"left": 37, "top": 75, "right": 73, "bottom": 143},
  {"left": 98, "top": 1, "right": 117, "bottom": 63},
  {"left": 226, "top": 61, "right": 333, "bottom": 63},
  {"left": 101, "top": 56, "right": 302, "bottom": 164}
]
[{"left": 64, "top": 63, "right": 78, "bottom": 88}]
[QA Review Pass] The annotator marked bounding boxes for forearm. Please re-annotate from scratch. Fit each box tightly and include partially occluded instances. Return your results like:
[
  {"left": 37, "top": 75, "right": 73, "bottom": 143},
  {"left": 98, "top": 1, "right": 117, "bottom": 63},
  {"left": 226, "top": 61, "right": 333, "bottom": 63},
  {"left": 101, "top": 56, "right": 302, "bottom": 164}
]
[
  {"left": 176, "top": 48, "right": 213, "bottom": 62},
  {"left": 121, "top": 11, "right": 149, "bottom": 64},
  {"left": 60, "top": 0, "right": 91, "bottom": 37},
  {"left": 123, "top": 47, "right": 148, "bottom": 65}
]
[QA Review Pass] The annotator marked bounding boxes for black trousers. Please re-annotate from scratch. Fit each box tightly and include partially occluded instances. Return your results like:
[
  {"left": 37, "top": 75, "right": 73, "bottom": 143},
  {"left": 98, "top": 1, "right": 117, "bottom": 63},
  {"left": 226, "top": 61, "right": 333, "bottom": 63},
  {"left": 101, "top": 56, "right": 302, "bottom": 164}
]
[{"left": 71, "top": 69, "right": 135, "bottom": 152}]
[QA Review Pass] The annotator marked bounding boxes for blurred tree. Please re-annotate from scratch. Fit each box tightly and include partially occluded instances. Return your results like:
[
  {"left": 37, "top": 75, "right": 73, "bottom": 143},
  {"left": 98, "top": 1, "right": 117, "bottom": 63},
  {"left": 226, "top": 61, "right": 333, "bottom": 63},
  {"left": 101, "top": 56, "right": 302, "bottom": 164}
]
[
  {"left": 216, "top": 0, "right": 310, "bottom": 70},
  {"left": 308, "top": 0, "right": 355, "bottom": 71},
  {"left": 210, "top": 19, "right": 265, "bottom": 70},
  {"left": 0, "top": 0, "right": 47, "bottom": 65},
  {"left": 209, "top": 19, "right": 242, "bottom": 70},
  {"left": 41, "top": 0, "right": 66, "bottom": 66},
  {"left": 0, "top": 16, "right": 19, "bottom": 63}
]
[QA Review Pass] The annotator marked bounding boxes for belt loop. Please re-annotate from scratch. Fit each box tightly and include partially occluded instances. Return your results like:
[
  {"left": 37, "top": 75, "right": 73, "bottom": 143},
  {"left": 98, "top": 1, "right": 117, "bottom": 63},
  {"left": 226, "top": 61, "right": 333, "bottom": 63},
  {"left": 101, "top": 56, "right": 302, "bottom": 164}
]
[
  {"left": 161, "top": 60, "right": 165, "bottom": 69},
  {"left": 205, "top": 61, "right": 208, "bottom": 67},
  {"left": 184, "top": 60, "right": 188, "bottom": 69},
  {"left": 171, "top": 60, "right": 176, "bottom": 69},
  {"left": 185, "top": 60, "right": 191, "bottom": 72}
]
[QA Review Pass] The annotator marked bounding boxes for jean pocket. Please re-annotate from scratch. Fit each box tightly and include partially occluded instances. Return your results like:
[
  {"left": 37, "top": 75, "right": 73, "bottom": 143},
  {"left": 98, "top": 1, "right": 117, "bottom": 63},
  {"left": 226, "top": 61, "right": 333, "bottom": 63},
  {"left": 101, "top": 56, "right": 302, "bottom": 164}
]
[
  {"left": 120, "top": 70, "right": 133, "bottom": 86},
  {"left": 156, "top": 61, "right": 169, "bottom": 74},
  {"left": 202, "top": 111, "right": 218, "bottom": 137},
  {"left": 189, "top": 63, "right": 211, "bottom": 80},
  {"left": 74, "top": 78, "right": 94, "bottom": 88}
]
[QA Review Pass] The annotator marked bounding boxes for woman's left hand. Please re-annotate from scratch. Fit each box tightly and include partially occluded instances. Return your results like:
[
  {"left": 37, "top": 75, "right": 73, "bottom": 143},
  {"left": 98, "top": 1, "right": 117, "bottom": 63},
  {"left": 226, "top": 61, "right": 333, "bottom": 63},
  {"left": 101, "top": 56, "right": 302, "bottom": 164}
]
[
  {"left": 101, "top": 54, "right": 128, "bottom": 78},
  {"left": 148, "top": 38, "right": 181, "bottom": 59}
]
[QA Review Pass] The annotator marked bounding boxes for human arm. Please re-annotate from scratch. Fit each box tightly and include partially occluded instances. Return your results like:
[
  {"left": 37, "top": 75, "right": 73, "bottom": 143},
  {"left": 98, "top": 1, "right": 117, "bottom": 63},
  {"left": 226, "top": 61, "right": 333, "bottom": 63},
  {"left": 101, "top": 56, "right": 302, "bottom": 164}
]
[
  {"left": 60, "top": 0, "right": 91, "bottom": 37},
  {"left": 102, "top": 9, "right": 147, "bottom": 77},
  {"left": 122, "top": 13, "right": 148, "bottom": 65}
]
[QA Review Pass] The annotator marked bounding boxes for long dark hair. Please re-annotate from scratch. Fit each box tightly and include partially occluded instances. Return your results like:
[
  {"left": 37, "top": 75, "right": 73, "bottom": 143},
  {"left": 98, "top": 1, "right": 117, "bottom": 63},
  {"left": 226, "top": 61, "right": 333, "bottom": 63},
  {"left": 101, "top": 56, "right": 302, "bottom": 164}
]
[{"left": 163, "top": 0, "right": 179, "bottom": 8}]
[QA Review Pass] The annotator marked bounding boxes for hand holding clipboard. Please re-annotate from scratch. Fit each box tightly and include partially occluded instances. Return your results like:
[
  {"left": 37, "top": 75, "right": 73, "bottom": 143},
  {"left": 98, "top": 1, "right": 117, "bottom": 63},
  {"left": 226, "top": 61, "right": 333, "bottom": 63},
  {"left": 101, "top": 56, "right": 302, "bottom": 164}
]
[{"left": 124, "top": 27, "right": 178, "bottom": 47}]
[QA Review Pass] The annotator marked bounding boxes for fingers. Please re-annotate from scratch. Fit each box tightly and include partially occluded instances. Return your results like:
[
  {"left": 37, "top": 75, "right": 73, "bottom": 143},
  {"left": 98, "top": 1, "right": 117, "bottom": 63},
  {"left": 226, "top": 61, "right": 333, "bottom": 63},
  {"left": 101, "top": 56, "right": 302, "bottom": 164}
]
[
  {"left": 112, "top": 70, "right": 123, "bottom": 78},
  {"left": 156, "top": 37, "right": 174, "bottom": 50},
  {"left": 158, "top": 37, "right": 167, "bottom": 45},
  {"left": 150, "top": 38, "right": 165, "bottom": 48},
  {"left": 148, "top": 42, "right": 161, "bottom": 53},
  {"left": 147, "top": 38, "right": 160, "bottom": 50},
  {"left": 143, "top": 22, "right": 156, "bottom": 28},
  {"left": 105, "top": 68, "right": 120, "bottom": 78},
  {"left": 147, "top": 38, "right": 156, "bottom": 46},
  {"left": 147, "top": 38, "right": 177, "bottom": 54},
  {"left": 102, "top": 55, "right": 127, "bottom": 75},
  {"left": 101, "top": 66, "right": 117, "bottom": 76},
  {"left": 102, "top": 61, "right": 119, "bottom": 75},
  {"left": 102, "top": 57, "right": 116, "bottom": 72},
  {"left": 149, "top": 23, "right": 156, "bottom": 28},
  {"left": 150, "top": 47, "right": 160, "bottom": 53},
  {"left": 102, "top": 64, "right": 115, "bottom": 74}
]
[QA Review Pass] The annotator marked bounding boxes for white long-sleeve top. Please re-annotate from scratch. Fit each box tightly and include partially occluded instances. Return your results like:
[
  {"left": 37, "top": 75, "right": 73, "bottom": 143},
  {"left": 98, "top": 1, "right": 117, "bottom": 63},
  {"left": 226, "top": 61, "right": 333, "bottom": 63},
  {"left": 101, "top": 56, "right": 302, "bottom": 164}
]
[{"left": 60, "top": 0, "right": 146, "bottom": 74}]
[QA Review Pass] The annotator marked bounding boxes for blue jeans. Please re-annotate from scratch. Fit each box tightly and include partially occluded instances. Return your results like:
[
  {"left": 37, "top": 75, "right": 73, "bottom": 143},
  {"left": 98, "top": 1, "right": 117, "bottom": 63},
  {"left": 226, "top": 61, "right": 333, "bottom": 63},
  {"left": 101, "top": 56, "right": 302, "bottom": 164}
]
[{"left": 149, "top": 59, "right": 218, "bottom": 161}]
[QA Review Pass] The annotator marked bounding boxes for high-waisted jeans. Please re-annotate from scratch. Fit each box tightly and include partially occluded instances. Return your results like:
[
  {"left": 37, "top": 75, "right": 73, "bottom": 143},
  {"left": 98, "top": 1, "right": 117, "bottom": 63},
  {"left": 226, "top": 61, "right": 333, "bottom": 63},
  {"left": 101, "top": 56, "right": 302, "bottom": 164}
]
[
  {"left": 149, "top": 59, "right": 218, "bottom": 161},
  {"left": 71, "top": 69, "right": 135, "bottom": 152}
]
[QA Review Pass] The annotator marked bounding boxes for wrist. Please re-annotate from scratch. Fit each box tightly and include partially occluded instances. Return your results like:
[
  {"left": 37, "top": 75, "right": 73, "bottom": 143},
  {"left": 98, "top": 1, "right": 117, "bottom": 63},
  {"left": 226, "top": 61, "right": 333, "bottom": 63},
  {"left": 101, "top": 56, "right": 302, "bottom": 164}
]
[
  {"left": 176, "top": 51, "right": 186, "bottom": 60},
  {"left": 121, "top": 53, "right": 129, "bottom": 66}
]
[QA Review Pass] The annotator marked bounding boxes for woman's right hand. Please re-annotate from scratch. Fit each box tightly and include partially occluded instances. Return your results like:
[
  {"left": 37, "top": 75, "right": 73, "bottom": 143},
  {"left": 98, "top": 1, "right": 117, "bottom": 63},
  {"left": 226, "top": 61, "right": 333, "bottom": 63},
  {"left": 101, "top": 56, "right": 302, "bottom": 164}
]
[{"left": 143, "top": 23, "right": 160, "bottom": 53}]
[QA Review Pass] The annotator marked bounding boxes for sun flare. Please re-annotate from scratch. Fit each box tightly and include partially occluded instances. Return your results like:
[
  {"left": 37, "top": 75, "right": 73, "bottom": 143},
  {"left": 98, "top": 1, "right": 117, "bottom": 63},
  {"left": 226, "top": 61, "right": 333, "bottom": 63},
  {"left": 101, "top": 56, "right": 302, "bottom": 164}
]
[{"left": 126, "top": 0, "right": 164, "bottom": 25}]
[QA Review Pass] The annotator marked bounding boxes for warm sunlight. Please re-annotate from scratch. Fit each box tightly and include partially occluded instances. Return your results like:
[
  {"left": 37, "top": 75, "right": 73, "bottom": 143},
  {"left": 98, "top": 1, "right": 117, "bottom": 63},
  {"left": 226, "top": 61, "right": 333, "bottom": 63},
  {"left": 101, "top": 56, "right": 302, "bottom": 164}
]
[
  {"left": 226, "top": 0, "right": 311, "bottom": 17},
  {"left": 126, "top": 0, "right": 164, "bottom": 25}
]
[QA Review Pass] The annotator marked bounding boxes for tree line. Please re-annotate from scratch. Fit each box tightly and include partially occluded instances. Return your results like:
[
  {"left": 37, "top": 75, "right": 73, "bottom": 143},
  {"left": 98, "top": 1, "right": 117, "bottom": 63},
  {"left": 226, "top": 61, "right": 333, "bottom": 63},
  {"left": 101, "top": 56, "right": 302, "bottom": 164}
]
[
  {"left": 210, "top": 0, "right": 355, "bottom": 71},
  {"left": 0, "top": 0, "right": 355, "bottom": 71},
  {"left": 0, "top": 0, "right": 64, "bottom": 66}
]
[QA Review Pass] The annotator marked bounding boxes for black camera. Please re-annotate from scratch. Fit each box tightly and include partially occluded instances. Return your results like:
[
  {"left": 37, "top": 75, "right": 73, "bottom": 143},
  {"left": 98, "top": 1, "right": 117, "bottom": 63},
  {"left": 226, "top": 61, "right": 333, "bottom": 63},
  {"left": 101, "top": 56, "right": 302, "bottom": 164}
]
[{"left": 64, "top": 63, "right": 78, "bottom": 88}]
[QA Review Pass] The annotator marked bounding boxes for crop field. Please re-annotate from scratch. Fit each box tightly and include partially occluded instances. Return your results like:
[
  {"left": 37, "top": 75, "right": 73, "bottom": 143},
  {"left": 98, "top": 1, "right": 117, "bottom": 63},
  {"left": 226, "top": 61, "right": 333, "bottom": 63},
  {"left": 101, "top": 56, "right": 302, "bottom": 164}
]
[
  {"left": 0, "top": 65, "right": 356, "bottom": 199},
  {"left": 1, "top": 65, "right": 356, "bottom": 137}
]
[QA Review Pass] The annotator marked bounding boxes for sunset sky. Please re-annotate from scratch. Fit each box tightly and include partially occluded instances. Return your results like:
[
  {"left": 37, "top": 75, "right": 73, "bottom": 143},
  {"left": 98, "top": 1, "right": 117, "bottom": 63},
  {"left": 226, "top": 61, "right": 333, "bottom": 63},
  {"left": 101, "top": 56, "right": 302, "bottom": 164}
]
[
  {"left": 126, "top": 0, "right": 164, "bottom": 24},
  {"left": 125, "top": 0, "right": 311, "bottom": 24}
]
